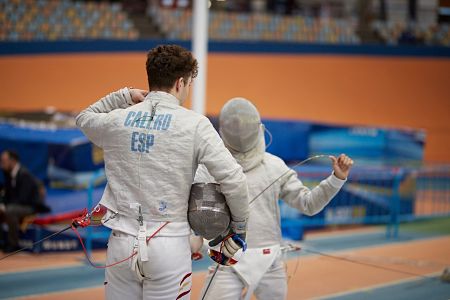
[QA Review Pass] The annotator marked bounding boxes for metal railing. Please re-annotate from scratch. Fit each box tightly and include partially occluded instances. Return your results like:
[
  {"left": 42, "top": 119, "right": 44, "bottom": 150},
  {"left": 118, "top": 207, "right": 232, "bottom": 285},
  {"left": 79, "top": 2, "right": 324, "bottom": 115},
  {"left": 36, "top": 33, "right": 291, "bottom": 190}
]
[{"left": 280, "top": 165, "right": 450, "bottom": 239}]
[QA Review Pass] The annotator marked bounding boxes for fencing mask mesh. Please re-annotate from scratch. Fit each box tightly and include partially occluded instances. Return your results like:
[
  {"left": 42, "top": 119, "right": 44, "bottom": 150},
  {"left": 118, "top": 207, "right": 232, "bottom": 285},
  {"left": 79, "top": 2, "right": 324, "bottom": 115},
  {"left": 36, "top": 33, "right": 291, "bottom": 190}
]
[
  {"left": 188, "top": 183, "right": 231, "bottom": 240},
  {"left": 219, "top": 97, "right": 262, "bottom": 153}
]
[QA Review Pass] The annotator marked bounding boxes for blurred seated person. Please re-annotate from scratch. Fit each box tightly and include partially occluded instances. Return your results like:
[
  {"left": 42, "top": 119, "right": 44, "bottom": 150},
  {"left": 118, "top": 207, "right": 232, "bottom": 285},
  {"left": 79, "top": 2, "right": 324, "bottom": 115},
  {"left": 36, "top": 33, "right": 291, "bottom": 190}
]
[{"left": 0, "top": 150, "right": 50, "bottom": 253}]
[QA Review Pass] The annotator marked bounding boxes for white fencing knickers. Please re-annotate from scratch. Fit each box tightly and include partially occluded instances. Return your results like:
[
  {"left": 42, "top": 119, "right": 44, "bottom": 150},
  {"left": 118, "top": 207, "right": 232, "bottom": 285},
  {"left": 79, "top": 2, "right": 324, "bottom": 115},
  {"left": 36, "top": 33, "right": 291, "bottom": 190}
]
[
  {"left": 105, "top": 230, "right": 192, "bottom": 300},
  {"left": 200, "top": 256, "right": 287, "bottom": 300}
]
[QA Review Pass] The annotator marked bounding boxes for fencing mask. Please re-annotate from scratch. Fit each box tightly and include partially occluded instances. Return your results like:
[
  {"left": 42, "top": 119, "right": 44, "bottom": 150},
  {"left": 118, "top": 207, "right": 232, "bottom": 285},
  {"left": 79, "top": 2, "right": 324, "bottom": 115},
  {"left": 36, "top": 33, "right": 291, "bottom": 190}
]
[
  {"left": 188, "top": 183, "right": 231, "bottom": 240},
  {"left": 219, "top": 98, "right": 262, "bottom": 153}
]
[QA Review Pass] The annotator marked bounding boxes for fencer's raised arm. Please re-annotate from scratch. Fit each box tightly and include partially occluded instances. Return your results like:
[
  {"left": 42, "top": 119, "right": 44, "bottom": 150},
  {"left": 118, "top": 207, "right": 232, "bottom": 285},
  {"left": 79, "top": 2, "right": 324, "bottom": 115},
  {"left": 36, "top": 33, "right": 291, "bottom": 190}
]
[
  {"left": 75, "top": 88, "right": 134, "bottom": 148},
  {"left": 194, "top": 117, "right": 249, "bottom": 225},
  {"left": 278, "top": 157, "right": 346, "bottom": 216}
]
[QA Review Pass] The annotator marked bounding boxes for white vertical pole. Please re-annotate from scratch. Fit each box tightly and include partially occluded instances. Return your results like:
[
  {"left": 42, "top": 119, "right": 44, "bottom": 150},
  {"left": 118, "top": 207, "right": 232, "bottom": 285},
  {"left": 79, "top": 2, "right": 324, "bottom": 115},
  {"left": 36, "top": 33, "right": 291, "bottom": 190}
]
[{"left": 191, "top": 0, "right": 208, "bottom": 115}]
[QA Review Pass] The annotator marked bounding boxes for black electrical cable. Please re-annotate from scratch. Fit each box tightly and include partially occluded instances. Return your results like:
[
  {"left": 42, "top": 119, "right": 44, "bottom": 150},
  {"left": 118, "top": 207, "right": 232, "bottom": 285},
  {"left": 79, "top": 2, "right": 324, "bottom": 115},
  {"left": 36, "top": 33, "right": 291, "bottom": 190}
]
[{"left": 0, "top": 225, "right": 72, "bottom": 261}]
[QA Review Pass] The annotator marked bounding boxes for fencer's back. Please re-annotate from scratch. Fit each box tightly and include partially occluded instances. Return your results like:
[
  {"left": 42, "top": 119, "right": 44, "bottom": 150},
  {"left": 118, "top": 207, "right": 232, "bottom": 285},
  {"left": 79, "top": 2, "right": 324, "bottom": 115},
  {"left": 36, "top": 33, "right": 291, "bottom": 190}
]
[{"left": 98, "top": 92, "right": 209, "bottom": 223}]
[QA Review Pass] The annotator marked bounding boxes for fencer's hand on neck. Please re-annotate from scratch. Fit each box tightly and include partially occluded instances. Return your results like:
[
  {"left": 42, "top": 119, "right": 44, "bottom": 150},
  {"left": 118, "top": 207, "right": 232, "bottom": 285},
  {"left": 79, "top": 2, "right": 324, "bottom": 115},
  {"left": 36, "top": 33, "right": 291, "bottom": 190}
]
[
  {"left": 329, "top": 154, "right": 354, "bottom": 180},
  {"left": 129, "top": 88, "right": 148, "bottom": 104}
]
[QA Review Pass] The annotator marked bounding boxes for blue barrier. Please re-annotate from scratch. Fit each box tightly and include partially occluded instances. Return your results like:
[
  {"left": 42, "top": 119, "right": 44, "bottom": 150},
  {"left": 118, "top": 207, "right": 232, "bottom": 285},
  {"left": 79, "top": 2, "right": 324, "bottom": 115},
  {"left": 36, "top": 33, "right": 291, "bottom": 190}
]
[
  {"left": 207, "top": 117, "right": 425, "bottom": 168},
  {"left": 280, "top": 165, "right": 450, "bottom": 240},
  {"left": 1, "top": 40, "right": 450, "bottom": 58}
]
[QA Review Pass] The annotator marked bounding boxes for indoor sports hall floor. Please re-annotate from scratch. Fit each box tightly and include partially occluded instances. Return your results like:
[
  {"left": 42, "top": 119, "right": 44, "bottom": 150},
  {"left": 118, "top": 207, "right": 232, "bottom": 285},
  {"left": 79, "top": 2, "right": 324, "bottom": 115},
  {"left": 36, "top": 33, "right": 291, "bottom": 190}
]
[{"left": 0, "top": 219, "right": 449, "bottom": 300}]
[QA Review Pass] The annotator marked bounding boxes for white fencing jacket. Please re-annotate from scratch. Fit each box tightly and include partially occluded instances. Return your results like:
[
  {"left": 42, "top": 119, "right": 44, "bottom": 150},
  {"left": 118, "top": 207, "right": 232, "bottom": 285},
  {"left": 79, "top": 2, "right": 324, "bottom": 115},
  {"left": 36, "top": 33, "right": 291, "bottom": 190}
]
[
  {"left": 76, "top": 89, "right": 249, "bottom": 236},
  {"left": 195, "top": 135, "right": 345, "bottom": 248},
  {"left": 244, "top": 152, "right": 345, "bottom": 247}
]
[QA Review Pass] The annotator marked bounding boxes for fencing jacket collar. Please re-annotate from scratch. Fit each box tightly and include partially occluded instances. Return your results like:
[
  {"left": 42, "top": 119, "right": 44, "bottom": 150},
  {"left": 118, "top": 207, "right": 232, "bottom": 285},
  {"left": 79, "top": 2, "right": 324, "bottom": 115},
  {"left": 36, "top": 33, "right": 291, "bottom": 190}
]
[{"left": 145, "top": 91, "right": 180, "bottom": 106}]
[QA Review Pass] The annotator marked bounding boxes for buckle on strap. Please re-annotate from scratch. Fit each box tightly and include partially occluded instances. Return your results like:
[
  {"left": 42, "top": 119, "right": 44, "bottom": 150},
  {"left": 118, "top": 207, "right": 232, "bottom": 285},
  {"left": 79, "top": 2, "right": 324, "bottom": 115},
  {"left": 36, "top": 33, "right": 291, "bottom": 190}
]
[
  {"left": 130, "top": 203, "right": 149, "bottom": 262},
  {"left": 138, "top": 222, "right": 149, "bottom": 262}
]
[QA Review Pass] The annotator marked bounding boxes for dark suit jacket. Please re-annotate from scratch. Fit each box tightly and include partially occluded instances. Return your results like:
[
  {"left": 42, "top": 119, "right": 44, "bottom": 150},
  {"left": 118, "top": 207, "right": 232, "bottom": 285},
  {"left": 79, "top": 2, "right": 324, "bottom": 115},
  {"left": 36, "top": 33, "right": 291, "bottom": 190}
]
[{"left": 2, "top": 166, "right": 40, "bottom": 211}]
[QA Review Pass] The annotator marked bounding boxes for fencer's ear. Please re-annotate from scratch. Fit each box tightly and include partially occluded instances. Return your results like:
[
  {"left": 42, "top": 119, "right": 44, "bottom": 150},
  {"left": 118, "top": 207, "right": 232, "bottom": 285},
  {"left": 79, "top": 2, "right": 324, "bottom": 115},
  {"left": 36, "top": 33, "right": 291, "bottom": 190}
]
[
  {"left": 175, "top": 77, "right": 183, "bottom": 91},
  {"left": 179, "top": 77, "right": 186, "bottom": 88}
]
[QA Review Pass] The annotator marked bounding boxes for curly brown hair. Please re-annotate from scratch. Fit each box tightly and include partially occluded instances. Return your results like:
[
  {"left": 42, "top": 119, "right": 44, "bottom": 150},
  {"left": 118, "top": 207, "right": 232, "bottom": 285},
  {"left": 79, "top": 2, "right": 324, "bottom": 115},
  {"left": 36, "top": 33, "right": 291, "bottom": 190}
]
[{"left": 146, "top": 44, "right": 198, "bottom": 91}]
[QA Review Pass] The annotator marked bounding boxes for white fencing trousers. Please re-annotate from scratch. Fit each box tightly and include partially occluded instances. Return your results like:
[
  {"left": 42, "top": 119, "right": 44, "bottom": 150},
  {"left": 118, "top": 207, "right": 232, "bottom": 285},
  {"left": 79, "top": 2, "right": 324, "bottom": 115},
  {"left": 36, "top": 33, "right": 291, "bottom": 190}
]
[
  {"left": 105, "top": 230, "right": 192, "bottom": 300},
  {"left": 200, "top": 258, "right": 287, "bottom": 300}
]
